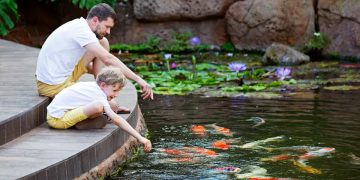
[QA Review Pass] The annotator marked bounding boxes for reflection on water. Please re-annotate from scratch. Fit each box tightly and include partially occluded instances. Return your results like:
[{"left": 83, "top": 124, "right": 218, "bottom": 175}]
[{"left": 116, "top": 91, "right": 360, "bottom": 179}]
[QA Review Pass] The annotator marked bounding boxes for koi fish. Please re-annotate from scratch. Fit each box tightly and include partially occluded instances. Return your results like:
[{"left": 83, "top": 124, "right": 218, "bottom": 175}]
[
  {"left": 209, "top": 124, "right": 234, "bottom": 136},
  {"left": 172, "top": 157, "right": 195, "bottom": 163},
  {"left": 212, "top": 166, "right": 241, "bottom": 174},
  {"left": 291, "top": 160, "right": 321, "bottom": 174},
  {"left": 236, "top": 165, "right": 267, "bottom": 179},
  {"left": 298, "top": 147, "right": 335, "bottom": 161},
  {"left": 238, "top": 136, "right": 285, "bottom": 149},
  {"left": 159, "top": 148, "right": 190, "bottom": 156},
  {"left": 260, "top": 154, "right": 292, "bottom": 162},
  {"left": 184, "top": 147, "right": 218, "bottom": 157},
  {"left": 212, "top": 140, "right": 230, "bottom": 150},
  {"left": 191, "top": 125, "right": 206, "bottom": 136},
  {"left": 263, "top": 145, "right": 320, "bottom": 153},
  {"left": 247, "top": 117, "right": 266, "bottom": 128}
]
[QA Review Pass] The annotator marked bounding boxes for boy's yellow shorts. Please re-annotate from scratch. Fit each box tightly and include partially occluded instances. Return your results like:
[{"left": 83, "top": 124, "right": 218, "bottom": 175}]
[
  {"left": 37, "top": 59, "right": 88, "bottom": 98},
  {"left": 47, "top": 107, "right": 88, "bottom": 129}
]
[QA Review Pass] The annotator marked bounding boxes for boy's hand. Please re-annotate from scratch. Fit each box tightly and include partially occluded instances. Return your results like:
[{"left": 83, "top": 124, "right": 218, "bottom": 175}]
[{"left": 140, "top": 137, "right": 152, "bottom": 152}]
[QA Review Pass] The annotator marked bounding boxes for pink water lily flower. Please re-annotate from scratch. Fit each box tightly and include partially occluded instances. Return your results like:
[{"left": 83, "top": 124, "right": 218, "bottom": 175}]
[
  {"left": 228, "top": 62, "right": 247, "bottom": 72},
  {"left": 171, "top": 62, "right": 177, "bottom": 69},
  {"left": 276, "top": 67, "right": 291, "bottom": 80}
]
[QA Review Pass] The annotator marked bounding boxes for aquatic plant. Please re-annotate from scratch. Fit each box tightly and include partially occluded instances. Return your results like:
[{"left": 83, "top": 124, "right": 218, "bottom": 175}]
[
  {"left": 276, "top": 67, "right": 291, "bottom": 80},
  {"left": 163, "top": 53, "right": 172, "bottom": 71},
  {"left": 221, "top": 42, "right": 236, "bottom": 52},
  {"left": 171, "top": 62, "right": 177, "bottom": 69},
  {"left": 304, "top": 32, "right": 328, "bottom": 58}
]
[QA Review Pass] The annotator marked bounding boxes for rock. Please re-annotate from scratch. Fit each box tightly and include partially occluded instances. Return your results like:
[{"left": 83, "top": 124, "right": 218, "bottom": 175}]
[
  {"left": 226, "top": 0, "right": 315, "bottom": 51},
  {"left": 262, "top": 43, "right": 310, "bottom": 66},
  {"left": 318, "top": 0, "right": 360, "bottom": 57},
  {"left": 133, "top": 0, "right": 234, "bottom": 21}
]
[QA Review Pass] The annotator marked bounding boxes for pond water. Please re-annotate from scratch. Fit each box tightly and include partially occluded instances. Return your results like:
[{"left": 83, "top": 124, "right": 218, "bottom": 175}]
[{"left": 116, "top": 90, "right": 360, "bottom": 179}]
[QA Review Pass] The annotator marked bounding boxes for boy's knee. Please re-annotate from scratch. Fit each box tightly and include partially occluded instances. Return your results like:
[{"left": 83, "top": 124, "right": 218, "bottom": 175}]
[{"left": 92, "top": 101, "right": 105, "bottom": 114}]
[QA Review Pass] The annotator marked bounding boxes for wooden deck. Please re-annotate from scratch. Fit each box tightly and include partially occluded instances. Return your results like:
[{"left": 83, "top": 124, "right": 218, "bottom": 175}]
[{"left": 0, "top": 39, "right": 144, "bottom": 179}]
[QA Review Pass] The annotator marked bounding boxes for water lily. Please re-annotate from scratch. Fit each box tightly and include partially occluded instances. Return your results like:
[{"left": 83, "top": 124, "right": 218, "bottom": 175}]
[
  {"left": 276, "top": 67, "right": 291, "bottom": 80},
  {"left": 164, "top": 53, "right": 172, "bottom": 59},
  {"left": 226, "top": 53, "right": 234, "bottom": 57},
  {"left": 229, "top": 62, "right": 247, "bottom": 72},
  {"left": 190, "top": 37, "right": 201, "bottom": 46},
  {"left": 171, "top": 62, "right": 177, "bottom": 69}
]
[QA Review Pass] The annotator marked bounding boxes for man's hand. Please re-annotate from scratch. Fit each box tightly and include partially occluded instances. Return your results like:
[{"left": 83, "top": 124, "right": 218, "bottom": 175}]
[{"left": 138, "top": 80, "right": 154, "bottom": 100}]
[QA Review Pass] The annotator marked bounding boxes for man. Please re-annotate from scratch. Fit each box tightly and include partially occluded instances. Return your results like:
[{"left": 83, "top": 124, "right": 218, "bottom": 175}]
[{"left": 36, "top": 3, "right": 153, "bottom": 104}]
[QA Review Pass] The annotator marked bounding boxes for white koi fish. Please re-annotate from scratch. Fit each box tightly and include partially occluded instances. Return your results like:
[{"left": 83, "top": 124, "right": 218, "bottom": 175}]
[
  {"left": 247, "top": 117, "right": 266, "bottom": 128},
  {"left": 298, "top": 147, "right": 335, "bottom": 161},
  {"left": 238, "top": 136, "right": 285, "bottom": 149},
  {"left": 236, "top": 165, "right": 267, "bottom": 179}
]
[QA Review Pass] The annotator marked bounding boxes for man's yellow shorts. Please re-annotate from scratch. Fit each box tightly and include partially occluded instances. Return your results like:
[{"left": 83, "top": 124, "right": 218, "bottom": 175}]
[
  {"left": 47, "top": 107, "right": 88, "bottom": 129},
  {"left": 37, "top": 59, "right": 88, "bottom": 98}
]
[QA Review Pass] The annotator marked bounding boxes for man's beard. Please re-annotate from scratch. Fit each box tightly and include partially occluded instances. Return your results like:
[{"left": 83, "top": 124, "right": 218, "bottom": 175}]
[{"left": 94, "top": 25, "right": 104, "bottom": 40}]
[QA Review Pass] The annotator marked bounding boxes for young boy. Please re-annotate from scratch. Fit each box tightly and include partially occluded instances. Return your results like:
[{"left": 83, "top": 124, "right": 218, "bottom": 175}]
[{"left": 46, "top": 66, "right": 152, "bottom": 152}]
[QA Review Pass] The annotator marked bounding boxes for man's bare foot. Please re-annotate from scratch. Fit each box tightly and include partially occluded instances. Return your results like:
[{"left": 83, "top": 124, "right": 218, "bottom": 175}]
[{"left": 117, "top": 105, "right": 131, "bottom": 114}]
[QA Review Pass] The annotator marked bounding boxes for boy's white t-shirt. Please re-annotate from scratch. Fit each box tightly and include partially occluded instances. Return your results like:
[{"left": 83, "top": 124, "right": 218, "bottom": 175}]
[
  {"left": 47, "top": 81, "right": 110, "bottom": 118},
  {"left": 36, "top": 17, "right": 98, "bottom": 85}
]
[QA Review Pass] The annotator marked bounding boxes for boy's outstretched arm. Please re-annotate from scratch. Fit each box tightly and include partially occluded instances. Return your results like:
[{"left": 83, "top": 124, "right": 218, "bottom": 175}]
[{"left": 104, "top": 107, "right": 152, "bottom": 152}]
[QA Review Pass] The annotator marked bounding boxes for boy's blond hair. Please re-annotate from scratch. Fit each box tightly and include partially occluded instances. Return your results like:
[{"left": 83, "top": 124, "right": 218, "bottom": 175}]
[{"left": 96, "top": 66, "right": 126, "bottom": 87}]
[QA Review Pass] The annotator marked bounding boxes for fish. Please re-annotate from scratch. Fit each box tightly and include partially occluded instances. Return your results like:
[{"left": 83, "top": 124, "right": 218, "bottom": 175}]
[
  {"left": 260, "top": 154, "right": 292, "bottom": 162},
  {"left": 236, "top": 165, "right": 267, "bottom": 179},
  {"left": 209, "top": 124, "right": 234, "bottom": 136},
  {"left": 184, "top": 147, "right": 218, "bottom": 157},
  {"left": 158, "top": 148, "right": 190, "bottom": 156},
  {"left": 298, "top": 147, "right": 335, "bottom": 161},
  {"left": 238, "top": 136, "right": 285, "bottom": 149},
  {"left": 263, "top": 146, "right": 321, "bottom": 153},
  {"left": 191, "top": 125, "right": 206, "bottom": 136},
  {"left": 212, "top": 166, "right": 241, "bottom": 174},
  {"left": 212, "top": 140, "right": 230, "bottom": 150},
  {"left": 247, "top": 117, "right": 266, "bottom": 128},
  {"left": 291, "top": 160, "right": 321, "bottom": 174}
]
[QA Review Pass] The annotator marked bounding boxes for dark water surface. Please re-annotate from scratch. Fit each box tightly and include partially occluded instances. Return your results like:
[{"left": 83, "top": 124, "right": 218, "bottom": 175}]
[{"left": 117, "top": 91, "right": 360, "bottom": 180}]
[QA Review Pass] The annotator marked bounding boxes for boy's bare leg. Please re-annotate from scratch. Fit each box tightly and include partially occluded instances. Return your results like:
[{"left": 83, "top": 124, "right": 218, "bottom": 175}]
[{"left": 74, "top": 101, "right": 107, "bottom": 130}]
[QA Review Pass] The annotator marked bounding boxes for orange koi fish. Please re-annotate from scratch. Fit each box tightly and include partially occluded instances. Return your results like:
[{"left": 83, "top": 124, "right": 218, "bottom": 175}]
[
  {"left": 172, "top": 157, "right": 195, "bottom": 163},
  {"left": 260, "top": 154, "right": 292, "bottom": 162},
  {"left": 191, "top": 125, "right": 206, "bottom": 136},
  {"left": 298, "top": 147, "right": 335, "bottom": 161},
  {"left": 210, "top": 124, "right": 233, "bottom": 136},
  {"left": 212, "top": 140, "right": 230, "bottom": 150},
  {"left": 184, "top": 147, "right": 218, "bottom": 157},
  {"left": 159, "top": 148, "right": 189, "bottom": 156}
]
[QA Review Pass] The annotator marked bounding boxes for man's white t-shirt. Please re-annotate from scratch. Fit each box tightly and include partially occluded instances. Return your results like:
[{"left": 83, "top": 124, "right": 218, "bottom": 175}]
[
  {"left": 47, "top": 82, "right": 110, "bottom": 118},
  {"left": 36, "top": 17, "right": 98, "bottom": 85}
]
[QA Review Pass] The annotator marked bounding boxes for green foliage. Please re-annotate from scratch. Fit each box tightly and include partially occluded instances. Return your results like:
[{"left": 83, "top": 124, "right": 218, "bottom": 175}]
[
  {"left": 0, "top": 0, "right": 18, "bottom": 36},
  {"left": 71, "top": 0, "right": 116, "bottom": 9},
  {"left": 111, "top": 36, "right": 162, "bottom": 53},
  {"left": 221, "top": 41, "right": 236, "bottom": 52},
  {"left": 163, "top": 31, "right": 192, "bottom": 53},
  {"left": 133, "top": 62, "right": 280, "bottom": 95},
  {"left": 304, "top": 32, "right": 328, "bottom": 53}
]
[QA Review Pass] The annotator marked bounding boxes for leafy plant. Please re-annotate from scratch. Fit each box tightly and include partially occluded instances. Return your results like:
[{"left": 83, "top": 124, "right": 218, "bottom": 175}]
[
  {"left": 0, "top": 0, "right": 18, "bottom": 36},
  {"left": 221, "top": 41, "right": 236, "bottom": 52},
  {"left": 163, "top": 31, "right": 192, "bottom": 53},
  {"left": 304, "top": 32, "right": 328, "bottom": 53},
  {"left": 111, "top": 36, "right": 162, "bottom": 53}
]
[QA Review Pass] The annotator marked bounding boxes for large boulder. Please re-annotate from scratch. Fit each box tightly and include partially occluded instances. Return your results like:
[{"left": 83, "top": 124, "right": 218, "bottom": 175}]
[
  {"left": 133, "top": 0, "right": 234, "bottom": 21},
  {"left": 226, "top": 0, "right": 315, "bottom": 51},
  {"left": 262, "top": 43, "right": 310, "bottom": 66},
  {"left": 318, "top": 0, "right": 360, "bottom": 57},
  {"left": 109, "top": 3, "right": 228, "bottom": 46}
]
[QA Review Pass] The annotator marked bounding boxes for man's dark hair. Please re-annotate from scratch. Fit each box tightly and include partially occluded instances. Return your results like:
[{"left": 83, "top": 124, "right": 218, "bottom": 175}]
[{"left": 87, "top": 3, "right": 117, "bottom": 22}]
